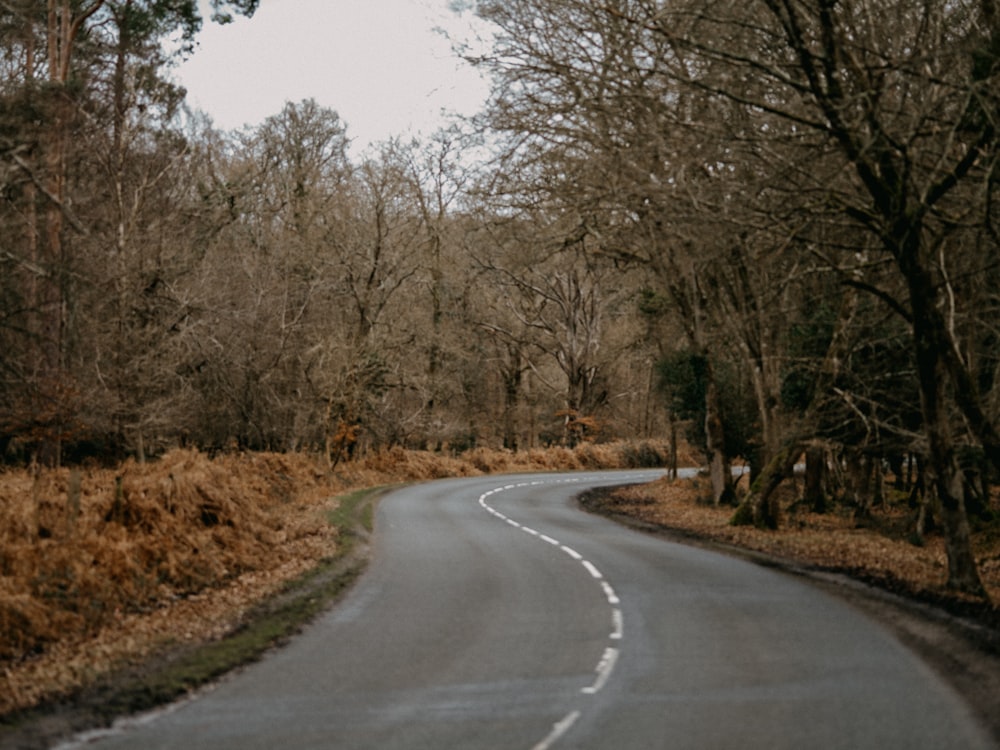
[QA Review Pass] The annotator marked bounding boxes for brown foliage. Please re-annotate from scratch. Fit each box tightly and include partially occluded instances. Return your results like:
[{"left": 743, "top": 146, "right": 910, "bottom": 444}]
[
  {"left": 0, "top": 451, "right": 336, "bottom": 682},
  {"left": 0, "top": 439, "right": 675, "bottom": 714},
  {"left": 599, "top": 476, "right": 1000, "bottom": 605}
]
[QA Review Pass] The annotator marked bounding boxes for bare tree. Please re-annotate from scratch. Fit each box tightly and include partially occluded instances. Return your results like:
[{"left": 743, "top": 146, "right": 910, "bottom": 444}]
[
  {"left": 634, "top": 0, "right": 1000, "bottom": 594},
  {"left": 400, "top": 129, "right": 477, "bottom": 447},
  {"left": 465, "top": 0, "right": 745, "bottom": 498},
  {"left": 0, "top": 0, "right": 259, "bottom": 462}
]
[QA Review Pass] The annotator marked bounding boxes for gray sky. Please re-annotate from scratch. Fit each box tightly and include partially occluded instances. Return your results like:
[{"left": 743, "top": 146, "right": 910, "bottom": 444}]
[{"left": 174, "top": 0, "right": 491, "bottom": 153}]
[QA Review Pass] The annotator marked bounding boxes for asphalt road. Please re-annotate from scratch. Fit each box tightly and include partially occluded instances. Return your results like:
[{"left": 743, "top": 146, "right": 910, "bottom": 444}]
[{"left": 69, "top": 471, "right": 993, "bottom": 749}]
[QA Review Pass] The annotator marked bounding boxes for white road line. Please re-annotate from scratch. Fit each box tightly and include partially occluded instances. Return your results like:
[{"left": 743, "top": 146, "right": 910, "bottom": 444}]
[
  {"left": 611, "top": 608, "right": 623, "bottom": 639},
  {"left": 531, "top": 711, "right": 581, "bottom": 750},
  {"left": 478, "top": 479, "right": 628, "bottom": 748},
  {"left": 601, "top": 581, "right": 620, "bottom": 605},
  {"left": 581, "top": 647, "right": 619, "bottom": 694}
]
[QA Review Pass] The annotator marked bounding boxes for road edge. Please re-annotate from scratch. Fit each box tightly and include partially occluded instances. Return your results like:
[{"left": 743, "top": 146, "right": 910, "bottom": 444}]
[{"left": 578, "top": 484, "right": 1000, "bottom": 747}]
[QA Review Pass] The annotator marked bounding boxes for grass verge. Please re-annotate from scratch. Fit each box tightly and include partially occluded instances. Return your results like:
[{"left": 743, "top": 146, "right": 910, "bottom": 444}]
[{"left": 325, "top": 486, "right": 380, "bottom": 537}]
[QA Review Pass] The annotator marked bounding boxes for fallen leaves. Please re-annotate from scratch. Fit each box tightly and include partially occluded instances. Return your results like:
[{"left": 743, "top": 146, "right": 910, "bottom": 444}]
[
  {"left": 0, "top": 440, "right": 674, "bottom": 716},
  {"left": 599, "top": 475, "right": 1000, "bottom": 605},
  {"left": 0, "top": 449, "right": 340, "bottom": 715},
  {"left": 7, "top": 444, "right": 992, "bottom": 719}
]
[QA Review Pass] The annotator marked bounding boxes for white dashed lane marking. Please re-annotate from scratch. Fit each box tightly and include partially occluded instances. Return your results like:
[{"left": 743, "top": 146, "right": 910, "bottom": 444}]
[
  {"left": 477, "top": 475, "right": 656, "bottom": 750},
  {"left": 531, "top": 710, "right": 581, "bottom": 750}
]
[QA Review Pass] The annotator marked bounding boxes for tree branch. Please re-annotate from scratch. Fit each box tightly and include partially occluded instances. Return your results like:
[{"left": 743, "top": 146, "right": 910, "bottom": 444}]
[
  {"left": 12, "top": 153, "right": 89, "bottom": 235},
  {"left": 841, "top": 277, "right": 912, "bottom": 322}
]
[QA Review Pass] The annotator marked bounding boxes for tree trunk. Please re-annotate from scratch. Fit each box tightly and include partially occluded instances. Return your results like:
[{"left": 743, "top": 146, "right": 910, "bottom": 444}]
[
  {"left": 733, "top": 443, "right": 799, "bottom": 529},
  {"left": 668, "top": 410, "right": 678, "bottom": 480},
  {"left": 934, "top": 455, "right": 986, "bottom": 595},
  {"left": 803, "top": 444, "right": 828, "bottom": 514},
  {"left": 845, "top": 451, "right": 875, "bottom": 522},
  {"left": 502, "top": 354, "right": 522, "bottom": 451},
  {"left": 704, "top": 362, "right": 735, "bottom": 505},
  {"left": 904, "top": 252, "right": 986, "bottom": 596}
]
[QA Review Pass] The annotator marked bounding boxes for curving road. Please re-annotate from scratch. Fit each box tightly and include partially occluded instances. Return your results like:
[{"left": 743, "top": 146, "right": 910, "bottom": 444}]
[{"left": 72, "top": 471, "right": 992, "bottom": 749}]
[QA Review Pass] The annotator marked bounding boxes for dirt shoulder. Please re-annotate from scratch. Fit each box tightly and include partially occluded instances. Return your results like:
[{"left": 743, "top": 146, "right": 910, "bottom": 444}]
[{"left": 579, "top": 480, "right": 1000, "bottom": 747}]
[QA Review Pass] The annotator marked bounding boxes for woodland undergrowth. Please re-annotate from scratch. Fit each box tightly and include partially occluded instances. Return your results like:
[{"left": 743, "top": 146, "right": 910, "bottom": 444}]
[
  {"left": 590, "top": 475, "right": 1000, "bottom": 613},
  {"left": 0, "top": 440, "right": 677, "bottom": 716},
  {"left": 3, "top": 440, "right": 998, "bottom": 718}
]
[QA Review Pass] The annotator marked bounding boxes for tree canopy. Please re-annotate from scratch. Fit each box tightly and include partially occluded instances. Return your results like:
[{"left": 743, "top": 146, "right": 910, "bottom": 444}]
[{"left": 0, "top": 0, "right": 998, "bottom": 595}]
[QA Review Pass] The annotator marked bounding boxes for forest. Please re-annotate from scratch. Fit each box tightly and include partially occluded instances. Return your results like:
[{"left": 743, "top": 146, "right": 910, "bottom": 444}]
[{"left": 2, "top": 0, "right": 1000, "bottom": 600}]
